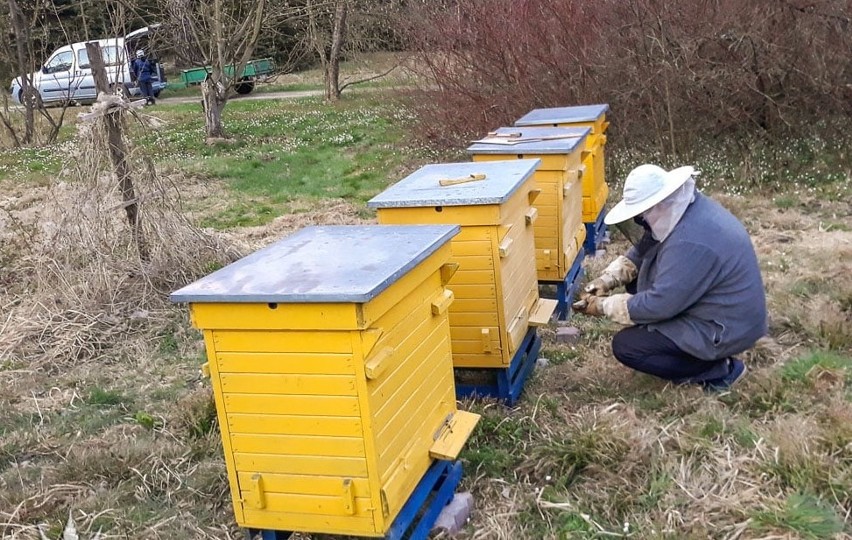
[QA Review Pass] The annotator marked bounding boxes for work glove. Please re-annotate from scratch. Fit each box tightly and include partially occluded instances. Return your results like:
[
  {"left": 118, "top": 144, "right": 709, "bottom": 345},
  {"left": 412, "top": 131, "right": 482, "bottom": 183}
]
[
  {"left": 585, "top": 255, "right": 638, "bottom": 295},
  {"left": 572, "top": 293, "right": 604, "bottom": 316},
  {"left": 573, "top": 292, "right": 635, "bottom": 326}
]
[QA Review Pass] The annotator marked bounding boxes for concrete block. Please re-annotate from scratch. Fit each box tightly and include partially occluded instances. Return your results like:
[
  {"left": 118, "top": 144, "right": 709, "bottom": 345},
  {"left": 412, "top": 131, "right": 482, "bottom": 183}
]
[
  {"left": 556, "top": 326, "right": 582, "bottom": 344},
  {"left": 432, "top": 491, "right": 474, "bottom": 536}
]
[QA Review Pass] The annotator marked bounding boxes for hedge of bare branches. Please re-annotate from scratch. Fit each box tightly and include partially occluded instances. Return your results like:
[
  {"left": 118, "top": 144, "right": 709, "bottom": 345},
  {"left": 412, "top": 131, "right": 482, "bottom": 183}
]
[{"left": 406, "top": 0, "right": 852, "bottom": 153}]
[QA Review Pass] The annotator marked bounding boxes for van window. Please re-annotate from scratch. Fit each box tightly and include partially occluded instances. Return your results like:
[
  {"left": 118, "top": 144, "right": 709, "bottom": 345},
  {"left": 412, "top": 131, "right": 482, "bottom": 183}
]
[
  {"left": 44, "top": 51, "right": 73, "bottom": 74},
  {"left": 77, "top": 46, "right": 121, "bottom": 69}
]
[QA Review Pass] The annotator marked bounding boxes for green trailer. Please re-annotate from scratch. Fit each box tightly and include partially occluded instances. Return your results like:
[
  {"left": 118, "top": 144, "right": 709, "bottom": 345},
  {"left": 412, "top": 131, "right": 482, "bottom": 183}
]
[{"left": 180, "top": 58, "right": 275, "bottom": 94}]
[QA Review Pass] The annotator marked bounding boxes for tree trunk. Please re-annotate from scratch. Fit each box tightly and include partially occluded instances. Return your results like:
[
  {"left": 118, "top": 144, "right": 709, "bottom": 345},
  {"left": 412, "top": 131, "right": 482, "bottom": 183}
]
[
  {"left": 86, "top": 42, "right": 149, "bottom": 262},
  {"left": 8, "top": 0, "right": 34, "bottom": 145},
  {"left": 201, "top": 75, "right": 228, "bottom": 139},
  {"left": 325, "top": 0, "right": 349, "bottom": 102}
]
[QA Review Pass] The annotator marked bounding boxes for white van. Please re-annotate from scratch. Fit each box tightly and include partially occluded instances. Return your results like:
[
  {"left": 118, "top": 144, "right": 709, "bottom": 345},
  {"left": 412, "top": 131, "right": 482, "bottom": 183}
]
[{"left": 10, "top": 26, "right": 166, "bottom": 106}]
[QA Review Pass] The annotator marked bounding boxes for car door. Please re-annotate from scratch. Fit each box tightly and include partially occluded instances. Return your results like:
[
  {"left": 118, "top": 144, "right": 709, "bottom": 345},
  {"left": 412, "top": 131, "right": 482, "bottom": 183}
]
[
  {"left": 40, "top": 49, "right": 75, "bottom": 103},
  {"left": 75, "top": 42, "right": 128, "bottom": 101}
]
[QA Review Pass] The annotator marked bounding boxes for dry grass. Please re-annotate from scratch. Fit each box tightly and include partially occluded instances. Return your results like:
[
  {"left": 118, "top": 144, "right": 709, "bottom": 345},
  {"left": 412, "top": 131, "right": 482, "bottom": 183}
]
[{"left": 1, "top": 100, "right": 850, "bottom": 539}]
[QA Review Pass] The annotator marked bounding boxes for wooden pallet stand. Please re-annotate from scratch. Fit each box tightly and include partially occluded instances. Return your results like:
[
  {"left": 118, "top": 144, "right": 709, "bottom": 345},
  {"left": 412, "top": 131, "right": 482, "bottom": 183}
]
[
  {"left": 584, "top": 207, "right": 609, "bottom": 255},
  {"left": 540, "top": 247, "right": 586, "bottom": 321},
  {"left": 245, "top": 460, "right": 465, "bottom": 540},
  {"left": 455, "top": 326, "right": 542, "bottom": 406}
]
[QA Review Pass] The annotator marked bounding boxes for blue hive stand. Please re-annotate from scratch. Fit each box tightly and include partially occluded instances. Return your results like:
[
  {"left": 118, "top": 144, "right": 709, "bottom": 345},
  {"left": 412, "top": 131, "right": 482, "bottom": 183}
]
[
  {"left": 244, "top": 460, "right": 464, "bottom": 540},
  {"left": 540, "top": 248, "right": 586, "bottom": 321},
  {"left": 455, "top": 327, "right": 542, "bottom": 406},
  {"left": 584, "top": 207, "right": 609, "bottom": 255}
]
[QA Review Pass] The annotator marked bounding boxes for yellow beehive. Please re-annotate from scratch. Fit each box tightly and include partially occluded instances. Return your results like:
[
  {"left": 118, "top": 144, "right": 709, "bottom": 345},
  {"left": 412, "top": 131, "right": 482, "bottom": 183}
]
[
  {"left": 368, "top": 160, "right": 557, "bottom": 369},
  {"left": 515, "top": 104, "right": 610, "bottom": 221},
  {"left": 170, "top": 225, "right": 480, "bottom": 537},
  {"left": 467, "top": 126, "right": 591, "bottom": 282}
]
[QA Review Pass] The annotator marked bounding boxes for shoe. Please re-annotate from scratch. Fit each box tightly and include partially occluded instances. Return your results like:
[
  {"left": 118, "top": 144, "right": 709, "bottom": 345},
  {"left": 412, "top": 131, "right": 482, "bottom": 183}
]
[{"left": 703, "top": 358, "right": 746, "bottom": 391}]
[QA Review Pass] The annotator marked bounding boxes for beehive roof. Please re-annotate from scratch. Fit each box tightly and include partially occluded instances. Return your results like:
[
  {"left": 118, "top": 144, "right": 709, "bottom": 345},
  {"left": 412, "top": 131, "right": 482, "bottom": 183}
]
[
  {"left": 367, "top": 160, "right": 539, "bottom": 208},
  {"left": 515, "top": 104, "right": 609, "bottom": 126},
  {"left": 467, "top": 126, "right": 590, "bottom": 155},
  {"left": 170, "top": 225, "right": 458, "bottom": 303}
]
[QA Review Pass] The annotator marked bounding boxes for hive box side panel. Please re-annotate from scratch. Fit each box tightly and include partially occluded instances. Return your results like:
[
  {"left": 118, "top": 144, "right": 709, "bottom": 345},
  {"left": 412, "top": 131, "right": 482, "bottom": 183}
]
[
  {"left": 562, "top": 169, "right": 585, "bottom": 264},
  {"left": 496, "top": 186, "right": 541, "bottom": 354},
  {"left": 446, "top": 226, "right": 507, "bottom": 367},
  {"left": 209, "top": 327, "right": 381, "bottom": 536},
  {"left": 362, "top": 271, "right": 457, "bottom": 526},
  {"left": 202, "top": 329, "right": 246, "bottom": 525}
]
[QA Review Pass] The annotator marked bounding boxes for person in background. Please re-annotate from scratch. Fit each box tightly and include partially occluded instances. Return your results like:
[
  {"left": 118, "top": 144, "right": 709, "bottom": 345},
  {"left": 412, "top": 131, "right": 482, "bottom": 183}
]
[
  {"left": 573, "top": 164, "right": 767, "bottom": 390},
  {"left": 132, "top": 49, "right": 155, "bottom": 105}
]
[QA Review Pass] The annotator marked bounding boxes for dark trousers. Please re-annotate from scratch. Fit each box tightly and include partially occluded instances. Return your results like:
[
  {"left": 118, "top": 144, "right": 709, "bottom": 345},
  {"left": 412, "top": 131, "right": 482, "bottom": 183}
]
[
  {"left": 139, "top": 80, "right": 154, "bottom": 101},
  {"left": 612, "top": 325, "right": 730, "bottom": 384}
]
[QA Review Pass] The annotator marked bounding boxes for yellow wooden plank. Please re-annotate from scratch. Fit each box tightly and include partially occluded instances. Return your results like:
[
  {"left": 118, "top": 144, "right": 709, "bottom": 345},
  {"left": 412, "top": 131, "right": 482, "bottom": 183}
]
[
  {"left": 241, "top": 490, "right": 374, "bottom": 517},
  {"left": 363, "top": 286, "right": 446, "bottom": 385},
  {"left": 450, "top": 254, "right": 495, "bottom": 270},
  {"left": 376, "top": 204, "right": 501, "bottom": 227},
  {"left": 429, "top": 410, "right": 481, "bottom": 460},
  {"left": 220, "top": 373, "right": 357, "bottom": 396},
  {"left": 529, "top": 298, "right": 558, "bottom": 327},
  {"left": 450, "top": 339, "right": 503, "bottom": 356},
  {"left": 237, "top": 472, "right": 371, "bottom": 497},
  {"left": 449, "top": 297, "right": 499, "bottom": 313},
  {"left": 535, "top": 215, "right": 559, "bottom": 231},
  {"left": 213, "top": 330, "right": 351, "bottom": 354},
  {"left": 360, "top": 246, "right": 450, "bottom": 327},
  {"left": 230, "top": 433, "right": 366, "bottom": 457},
  {"left": 448, "top": 311, "right": 500, "bottom": 327},
  {"left": 376, "top": 368, "right": 456, "bottom": 474},
  {"left": 216, "top": 352, "right": 355, "bottom": 375},
  {"left": 451, "top": 353, "right": 509, "bottom": 368},
  {"left": 190, "top": 302, "right": 358, "bottom": 331},
  {"left": 228, "top": 414, "right": 363, "bottom": 437},
  {"left": 449, "top": 269, "right": 495, "bottom": 285},
  {"left": 448, "top": 283, "right": 497, "bottom": 298},
  {"left": 450, "top": 239, "right": 493, "bottom": 257},
  {"left": 240, "top": 509, "right": 379, "bottom": 536},
  {"left": 224, "top": 394, "right": 360, "bottom": 416},
  {"left": 234, "top": 453, "right": 368, "bottom": 477},
  {"left": 535, "top": 204, "right": 558, "bottom": 217},
  {"left": 203, "top": 330, "right": 246, "bottom": 524},
  {"left": 470, "top": 152, "right": 569, "bottom": 171},
  {"left": 370, "top": 329, "right": 453, "bottom": 432}
]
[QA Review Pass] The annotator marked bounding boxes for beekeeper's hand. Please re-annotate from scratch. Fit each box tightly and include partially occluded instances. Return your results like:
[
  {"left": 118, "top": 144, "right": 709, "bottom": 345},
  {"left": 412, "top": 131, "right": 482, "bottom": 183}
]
[
  {"left": 585, "top": 255, "right": 638, "bottom": 295},
  {"left": 572, "top": 293, "right": 604, "bottom": 316}
]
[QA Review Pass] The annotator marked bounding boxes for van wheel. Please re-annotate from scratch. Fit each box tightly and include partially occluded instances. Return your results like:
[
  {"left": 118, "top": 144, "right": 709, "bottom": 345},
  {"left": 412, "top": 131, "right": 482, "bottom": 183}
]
[
  {"left": 153, "top": 89, "right": 161, "bottom": 98},
  {"left": 234, "top": 80, "right": 254, "bottom": 95},
  {"left": 18, "top": 87, "right": 43, "bottom": 108}
]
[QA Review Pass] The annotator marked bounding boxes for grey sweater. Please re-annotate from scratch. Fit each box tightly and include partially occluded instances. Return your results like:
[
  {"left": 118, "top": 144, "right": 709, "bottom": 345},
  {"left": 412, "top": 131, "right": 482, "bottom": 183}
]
[{"left": 626, "top": 193, "right": 767, "bottom": 360}]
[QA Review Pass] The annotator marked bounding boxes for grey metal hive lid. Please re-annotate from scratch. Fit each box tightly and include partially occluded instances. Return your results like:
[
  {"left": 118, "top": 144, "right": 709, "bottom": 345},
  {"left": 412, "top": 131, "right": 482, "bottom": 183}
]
[
  {"left": 467, "top": 126, "right": 591, "bottom": 155},
  {"left": 367, "top": 159, "right": 540, "bottom": 208},
  {"left": 515, "top": 104, "right": 610, "bottom": 126},
  {"left": 169, "top": 224, "right": 459, "bottom": 304}
]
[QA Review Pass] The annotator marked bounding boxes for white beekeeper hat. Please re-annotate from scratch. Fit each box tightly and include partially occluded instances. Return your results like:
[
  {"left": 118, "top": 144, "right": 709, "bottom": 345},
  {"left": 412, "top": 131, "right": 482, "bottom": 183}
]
[
  {"left": 604, "top": 164, "right": 696, "bottom": 225},
  {"left": 136, "top": 49, "right": 144, "bottom": 58}
]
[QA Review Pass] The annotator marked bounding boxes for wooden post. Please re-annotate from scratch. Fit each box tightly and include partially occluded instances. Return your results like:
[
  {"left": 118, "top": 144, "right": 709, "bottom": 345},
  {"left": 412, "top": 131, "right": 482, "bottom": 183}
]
[{"left": 85, "top": 42, "right": 150, "bottom": 262}]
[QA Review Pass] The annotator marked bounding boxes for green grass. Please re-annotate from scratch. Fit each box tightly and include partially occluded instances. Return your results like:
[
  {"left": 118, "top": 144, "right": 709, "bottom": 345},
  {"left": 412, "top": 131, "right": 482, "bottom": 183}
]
[
  {"left": 133, "top": 94, "right": 418, "bottom": 228},
  {"left": 754, "top": 492, "right": 845, "bottom": 539},
  {"left": 781, "top": 350, "right": 852, "bottom": 385}
]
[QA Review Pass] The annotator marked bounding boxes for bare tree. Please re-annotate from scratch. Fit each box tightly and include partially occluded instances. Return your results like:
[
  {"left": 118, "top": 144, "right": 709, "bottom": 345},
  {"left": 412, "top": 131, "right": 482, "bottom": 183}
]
[
  {"left": 85, "top": 42, "right": 148, "bottom": 261},
  {"left": 303, "top": 0, "right": 406, "bottom": 102},
  {"left": 160, "top": 0, "right": 269, "bottom": 140}
]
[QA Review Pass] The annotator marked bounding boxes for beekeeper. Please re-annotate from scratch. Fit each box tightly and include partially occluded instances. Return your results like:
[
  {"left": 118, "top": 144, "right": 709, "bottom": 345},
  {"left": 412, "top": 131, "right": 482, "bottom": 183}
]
[{"left": 573, "top": 164, "right": 767, "bottom": 390}]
